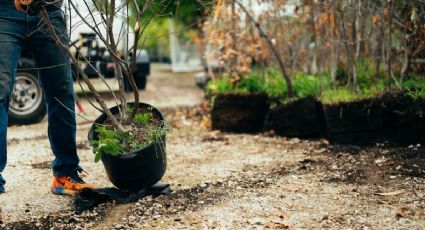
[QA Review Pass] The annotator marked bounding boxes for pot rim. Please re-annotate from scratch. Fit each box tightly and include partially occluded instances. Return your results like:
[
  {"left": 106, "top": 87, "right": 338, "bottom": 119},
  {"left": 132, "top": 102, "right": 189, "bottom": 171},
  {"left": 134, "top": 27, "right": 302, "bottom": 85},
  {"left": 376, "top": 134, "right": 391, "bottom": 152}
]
[{"left": 88, "top": 102, "right": 167, "bottom": 159}]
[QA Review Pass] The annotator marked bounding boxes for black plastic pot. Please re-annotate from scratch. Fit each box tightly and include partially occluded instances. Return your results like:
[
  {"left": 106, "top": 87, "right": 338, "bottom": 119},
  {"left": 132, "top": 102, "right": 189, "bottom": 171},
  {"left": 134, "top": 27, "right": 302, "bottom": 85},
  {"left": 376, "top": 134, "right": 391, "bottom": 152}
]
[
  {"left": 380, "top": 91, "right": 425, "bottom": 145},
  {"left": 398, "top": 99, "right": 425, "bottom": 144},
  {"left": 267, "top": 96, "right": 326, "bottom": 138},
  {"left": 211, "top": 93, "right": 269, "bottom": 133},
  {"left": 322, "top": 98, "right": 383, "bottom": 145},
  {"left": 88, "top": 102, "right": 167, "bottom": 192}
]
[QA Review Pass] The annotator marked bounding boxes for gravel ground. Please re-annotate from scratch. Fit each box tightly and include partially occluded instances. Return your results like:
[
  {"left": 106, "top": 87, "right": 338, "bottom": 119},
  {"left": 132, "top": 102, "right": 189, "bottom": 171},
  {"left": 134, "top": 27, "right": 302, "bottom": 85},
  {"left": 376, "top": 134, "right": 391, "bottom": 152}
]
[{"left": 1, "top": 65, "right": 424, "bottom": 229}]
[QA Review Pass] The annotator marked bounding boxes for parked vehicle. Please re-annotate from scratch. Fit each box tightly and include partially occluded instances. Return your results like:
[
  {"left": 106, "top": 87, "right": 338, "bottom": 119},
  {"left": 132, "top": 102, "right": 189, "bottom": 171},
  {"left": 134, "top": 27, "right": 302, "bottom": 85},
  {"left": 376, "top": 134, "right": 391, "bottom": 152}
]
[
  {"left": 9, "top": 51, "right": 46, "bottom": 125},
  {"left": 74, "top": 33, "right": 150, "bottom": 91},
  {"left": 10, "top": 43, "right": 150, "bottom": 125},
  {"left": 9, "top": 0, "right": 150, "bottom": 125}
]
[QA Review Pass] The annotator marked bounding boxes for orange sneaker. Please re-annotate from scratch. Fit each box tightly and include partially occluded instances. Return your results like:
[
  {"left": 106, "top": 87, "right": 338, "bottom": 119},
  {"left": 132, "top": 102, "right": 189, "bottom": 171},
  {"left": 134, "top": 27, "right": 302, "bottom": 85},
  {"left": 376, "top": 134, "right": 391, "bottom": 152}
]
[{"left": 51, "top": 172, "right": 95, "bottom": 196}]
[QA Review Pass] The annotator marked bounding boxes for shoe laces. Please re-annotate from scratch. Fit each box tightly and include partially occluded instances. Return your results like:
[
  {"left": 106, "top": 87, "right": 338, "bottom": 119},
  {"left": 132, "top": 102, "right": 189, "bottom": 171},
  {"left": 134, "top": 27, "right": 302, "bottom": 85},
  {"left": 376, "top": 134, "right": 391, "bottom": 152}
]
[{"left": 68, "top": 169, "right": 87, "bottom": 184}]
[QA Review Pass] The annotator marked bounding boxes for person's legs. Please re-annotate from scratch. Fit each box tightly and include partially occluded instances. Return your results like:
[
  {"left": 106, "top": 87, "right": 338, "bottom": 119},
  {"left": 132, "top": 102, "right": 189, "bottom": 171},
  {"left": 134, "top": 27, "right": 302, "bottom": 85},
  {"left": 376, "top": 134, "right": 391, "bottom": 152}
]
[
  {"left": 26, "top": 10, "right": 82, "bottom": 177},
  {"left": 0, "top": 4, "right": 26, "bottom": 193},
  {"left": 26, "top": 10, "right": 94, "bottom": 195}
]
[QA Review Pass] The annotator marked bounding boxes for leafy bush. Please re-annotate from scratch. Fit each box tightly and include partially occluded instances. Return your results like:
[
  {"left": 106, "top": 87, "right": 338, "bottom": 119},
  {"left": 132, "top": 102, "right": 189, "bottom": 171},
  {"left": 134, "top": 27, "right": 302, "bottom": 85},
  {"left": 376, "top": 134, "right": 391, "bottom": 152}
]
[
  {"left": 208, "top": 68, "right": 337, "bottom": 106},
  {"left": 401, "top": 79, "right": 425, "bottom": 100},
  {"left": 206, "top": 69, "right": 270, "bottom": 95},
  {"left": 357, "top": 58, "right": 376, "bottom": 89},
  {"left": 91, "top": 126, "right": 129, "bottom": 162},
  {"left": 293, "top": 72, "right": 322, "bottom": 98},
  {"left": 91, "top": 109, "right": 167, "bottom": 162},
  {"left": 333, "top": 58, "right": 387, "bottom": 90},
  {"left": 207, "top": 65, "right": 425, "bottom": 105},
  {"left": 261, "top": 68, "right": 288, "bottom": 99}
]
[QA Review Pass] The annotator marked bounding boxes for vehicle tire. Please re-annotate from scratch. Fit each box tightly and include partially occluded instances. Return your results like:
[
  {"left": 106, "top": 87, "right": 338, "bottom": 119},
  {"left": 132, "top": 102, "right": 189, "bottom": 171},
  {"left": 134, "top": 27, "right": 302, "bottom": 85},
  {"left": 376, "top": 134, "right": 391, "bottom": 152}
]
[
  {"left": 135, "top": 75, "right": 147, "bottom": 90},
  {"left": 124, "top": 74, "right": 147, "bottom": 92},
  {"left": 9, "top": 71, "right": 47, "bottom": 125}
]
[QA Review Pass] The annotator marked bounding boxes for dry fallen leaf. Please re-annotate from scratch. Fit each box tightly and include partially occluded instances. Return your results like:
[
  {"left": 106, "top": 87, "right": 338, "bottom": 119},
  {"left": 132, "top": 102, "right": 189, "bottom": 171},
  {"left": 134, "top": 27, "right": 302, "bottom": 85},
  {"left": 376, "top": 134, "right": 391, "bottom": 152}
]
[
  {"left": 396, "top": 207, "right": 408, "bottom": 218},
  {"left": 374, "top": 189, "right": 406, "bottom": 196},
  {"left": 200, "top": 116, "right": 212, "bottom": 129},
  {"left": 264, "top": 221, "right": 289, "bottom": 229},
  {"left": 418, "top": 210, "right": 425, "bottom": 220}
]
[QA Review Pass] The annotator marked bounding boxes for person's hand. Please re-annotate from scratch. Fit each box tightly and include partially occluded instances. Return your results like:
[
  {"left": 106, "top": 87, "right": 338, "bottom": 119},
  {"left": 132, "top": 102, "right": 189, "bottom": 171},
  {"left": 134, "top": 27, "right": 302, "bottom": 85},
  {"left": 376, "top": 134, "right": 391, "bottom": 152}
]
[{"left": 15, "top": 0, "right": 33, "bottom": 13}]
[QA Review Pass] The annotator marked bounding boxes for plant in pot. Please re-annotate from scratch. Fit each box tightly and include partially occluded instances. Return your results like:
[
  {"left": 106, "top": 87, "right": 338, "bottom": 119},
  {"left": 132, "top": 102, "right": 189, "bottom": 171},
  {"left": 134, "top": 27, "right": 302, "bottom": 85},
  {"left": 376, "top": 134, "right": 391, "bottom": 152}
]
[
  {"left": 318, "top": 60, "right": 413, "bottom": 146},
  {"left": 203, "top": 1, "right": 293, "bottom": 133},
  {"left": 320, "top": 87, "right": 385, "bottom": 145},
  {"left": 39, "top": 0, "right": 168, "bottom": 192},
  {"left": 207, "top": 71, "right": 270, "bottom": 133},
  {"left": 319, "top": 64, "right": 425, "bottom": 146},
  {"left": 267, "top": 72, "right": 329, "bottom": 138},
  {"left": 379, "top": 82, "right": 425, "bottom": 145}
]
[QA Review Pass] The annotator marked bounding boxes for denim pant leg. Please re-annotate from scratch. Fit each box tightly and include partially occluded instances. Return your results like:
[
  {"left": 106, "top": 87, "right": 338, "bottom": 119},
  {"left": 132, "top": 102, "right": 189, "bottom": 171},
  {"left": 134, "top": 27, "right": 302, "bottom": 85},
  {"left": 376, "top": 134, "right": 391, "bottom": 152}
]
[
  {"left": 0, "top": 5, "right": 26, "bottom": 186},
  {"left": 26, "top": 10, "right": 81, "bottom": 176}
]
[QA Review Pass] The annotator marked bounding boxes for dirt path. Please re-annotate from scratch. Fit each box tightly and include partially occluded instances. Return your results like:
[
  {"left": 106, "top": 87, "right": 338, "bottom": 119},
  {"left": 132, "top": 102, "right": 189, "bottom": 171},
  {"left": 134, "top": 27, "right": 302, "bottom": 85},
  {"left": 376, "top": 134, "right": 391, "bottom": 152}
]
[{"left": 1, "top": 65, "right": 424, "bottom": 229}]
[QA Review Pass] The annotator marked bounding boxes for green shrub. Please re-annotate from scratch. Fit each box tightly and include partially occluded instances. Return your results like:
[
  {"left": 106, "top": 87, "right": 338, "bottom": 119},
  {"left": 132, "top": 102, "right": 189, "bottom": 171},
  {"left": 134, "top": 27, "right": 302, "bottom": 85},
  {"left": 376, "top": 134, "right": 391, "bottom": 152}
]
[
  {"left": 357, "top": 58, "right": 376, "bottom": 89},
  {"left": 293, "top": 72, "right": 322, "bottom": 98},
  {"left": 91, "top": 109, "right": 167, "bottom": 162},
  {"left": 261, "top": 68, "right": 287, "bottom": 99},
  {"left": 206, "top": 68, "right": 275, "bottom": 95},
  {"left": 133, "top": 112, "right": 153, "bottom": 126},
  {"left": 402, "top": 80, "right": 425, "bottom": 100},
  {"left": 206, "top": 77, "right": 235, "bottom": 94},
  {"left": 208, "top": 68, "right": 337, "bottom": 107},
  {"left": 91, "top": 126, "right": 128, "bottom": 162}
]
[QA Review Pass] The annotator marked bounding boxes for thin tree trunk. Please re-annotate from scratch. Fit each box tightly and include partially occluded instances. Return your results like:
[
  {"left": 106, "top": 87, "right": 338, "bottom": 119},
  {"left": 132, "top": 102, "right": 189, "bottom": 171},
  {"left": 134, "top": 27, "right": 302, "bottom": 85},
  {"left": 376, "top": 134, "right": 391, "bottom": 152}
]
[
  {"left": 230, "top": 0, "right": 238, "bottom": 79},
  {"left": 400, "top": 42, "right": 411, "bottom": 81},
  {"left": 338, "top": 9, "right": 358, "bottom": 90},
  {"left": 236, "top": 1, "right": 293, "bottom": 97},
  {"left": 40, "top": 8, "right": 124, "bottom": 131},
  {"left": 309, "top": 2, "right": 318, "bottom": 74},
  {"left": 331, "top": 41, "right": 338, "bottom": 84},
  {"left": 386, "top": 0, "right": 398, "bottom": 86},
  {"left": 355, "top": 0, "right": 362, "bottom": 59},
  {"left": 375, "top": 21, "right": 385, "bottom": 80}
]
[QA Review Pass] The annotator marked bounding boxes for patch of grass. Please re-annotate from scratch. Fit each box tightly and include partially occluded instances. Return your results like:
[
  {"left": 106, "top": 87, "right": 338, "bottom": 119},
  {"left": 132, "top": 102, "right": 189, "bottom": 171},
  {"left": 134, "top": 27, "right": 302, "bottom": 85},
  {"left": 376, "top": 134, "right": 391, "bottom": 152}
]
[
  {"left": 207, "top": 68, "right": 332, "bottom": 102},
  {"left": 320, "top": 87, "right": 384, "bottom": 105},
  {"left": 207, "top": 65, "right": 425, "bottom": 105},
  {"left": 320, "top": 88, "right": 360, "bottom": 104},
  {"left": 400, "top": 74, "right": 425, "bottom": 100},
  {"left": 401, "top": 80, "right": 425, "bottom": 100}
]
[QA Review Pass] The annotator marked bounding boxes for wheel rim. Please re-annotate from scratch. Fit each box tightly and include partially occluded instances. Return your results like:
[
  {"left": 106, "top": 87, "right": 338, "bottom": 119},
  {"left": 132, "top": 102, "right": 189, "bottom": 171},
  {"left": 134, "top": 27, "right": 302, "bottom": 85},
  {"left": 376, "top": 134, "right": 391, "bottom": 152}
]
[{"left": 9, "top": 73, "right": 44, "bottom": 116}]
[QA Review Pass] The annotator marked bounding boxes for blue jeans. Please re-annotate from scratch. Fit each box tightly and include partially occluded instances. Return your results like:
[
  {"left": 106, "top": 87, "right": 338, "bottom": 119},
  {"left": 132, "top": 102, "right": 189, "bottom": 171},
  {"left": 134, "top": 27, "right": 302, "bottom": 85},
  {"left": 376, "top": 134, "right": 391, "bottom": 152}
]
[{"left": 0, "top": 3, "right": 81, "bottom": 189}]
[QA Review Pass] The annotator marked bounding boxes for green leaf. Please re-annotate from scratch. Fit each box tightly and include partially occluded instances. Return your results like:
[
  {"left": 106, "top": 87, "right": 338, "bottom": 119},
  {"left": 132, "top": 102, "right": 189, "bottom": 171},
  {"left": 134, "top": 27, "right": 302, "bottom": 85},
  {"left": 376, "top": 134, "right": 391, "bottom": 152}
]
[{"left": 94, "top": 151, "right": 102, "bottom": 163}]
